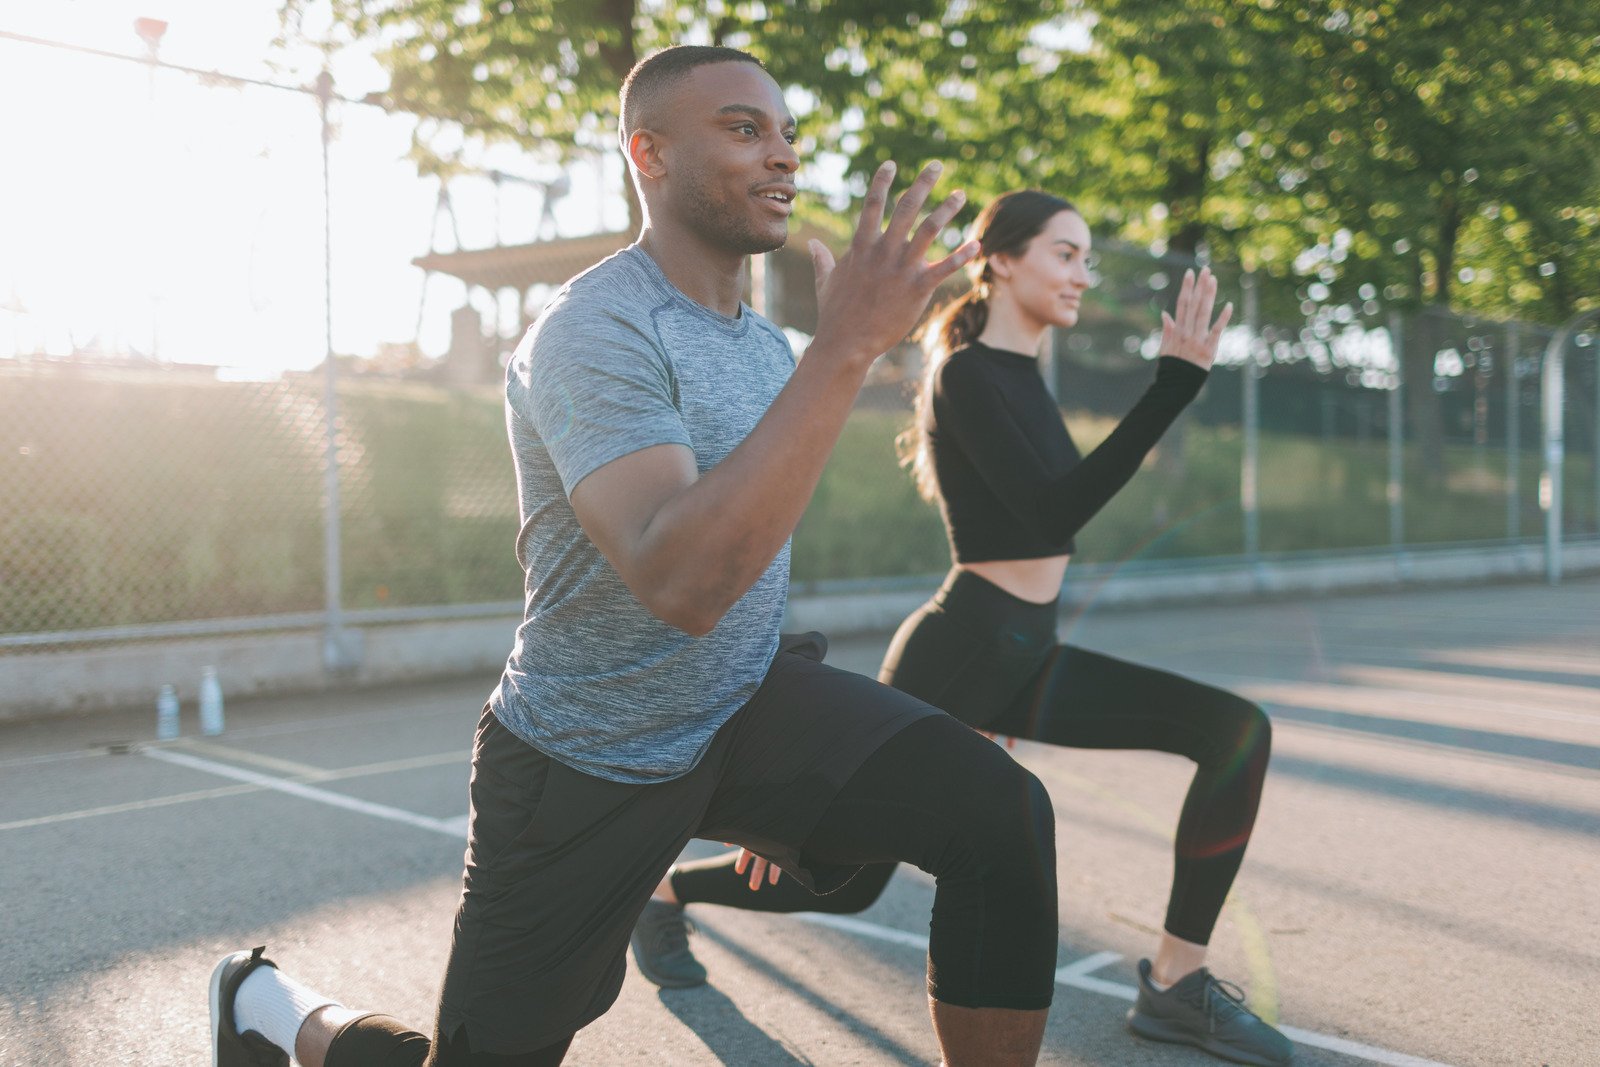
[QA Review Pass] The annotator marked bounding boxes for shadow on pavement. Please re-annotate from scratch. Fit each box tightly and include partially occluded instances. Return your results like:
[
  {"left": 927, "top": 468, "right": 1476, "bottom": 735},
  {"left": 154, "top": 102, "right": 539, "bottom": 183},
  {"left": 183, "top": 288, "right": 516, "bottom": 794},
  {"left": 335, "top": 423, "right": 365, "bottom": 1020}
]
[
  {"left": 1267, "top": 704, "right": 1600, "bottom": 773},
  {"left": 656, "top": 983, "right": 816, "bottom": 1066},
  {"left": 693, "top": 921, "right": 928, "bottom": 1065}
]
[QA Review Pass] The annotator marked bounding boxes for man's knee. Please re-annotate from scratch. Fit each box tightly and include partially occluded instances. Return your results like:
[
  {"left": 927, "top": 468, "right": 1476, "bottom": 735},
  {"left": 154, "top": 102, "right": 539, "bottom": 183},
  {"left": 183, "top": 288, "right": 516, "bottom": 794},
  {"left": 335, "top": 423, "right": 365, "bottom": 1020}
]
[{"left": 948, "top": 757, "right": 1055, "bottom": 891}]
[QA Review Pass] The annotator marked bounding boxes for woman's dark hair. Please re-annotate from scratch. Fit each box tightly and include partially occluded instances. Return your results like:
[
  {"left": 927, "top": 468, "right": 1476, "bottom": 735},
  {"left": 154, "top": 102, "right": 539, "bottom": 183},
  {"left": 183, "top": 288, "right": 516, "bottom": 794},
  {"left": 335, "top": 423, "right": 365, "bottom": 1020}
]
[{"left": 898, "top": 189, "right": 1079, "bottom": 501}]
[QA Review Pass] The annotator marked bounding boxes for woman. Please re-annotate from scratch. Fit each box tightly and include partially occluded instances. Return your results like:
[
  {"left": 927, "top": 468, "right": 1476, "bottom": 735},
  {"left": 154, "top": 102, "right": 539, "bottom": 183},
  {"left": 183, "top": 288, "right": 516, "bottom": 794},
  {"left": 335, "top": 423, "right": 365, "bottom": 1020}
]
[{"left": 632, "top": 191, "right": 1291, "bottom": 1067}]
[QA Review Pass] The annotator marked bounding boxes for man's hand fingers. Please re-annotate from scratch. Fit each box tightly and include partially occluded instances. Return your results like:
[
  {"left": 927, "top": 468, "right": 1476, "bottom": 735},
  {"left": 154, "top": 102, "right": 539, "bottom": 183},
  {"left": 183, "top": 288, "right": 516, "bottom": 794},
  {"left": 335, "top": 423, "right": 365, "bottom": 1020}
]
[
  {"left": 734, "top": 850, "right": 750, "bottom": 875},
  {"left": 768, "top": 862, "right": 781, "bottom": 886},
  {"left": 747, "top": 858, "right": 767, "bottom": 891},
  {"left": 910, "top": 188, "right": 967, "bottom": 258},
  {"left": 926, "top": 238, "right": 981, "bottom": 285},
  {"left": 809, "top": 238, "right": 836, "bottom": 298},
  {"left": 883, "top": 161, "right": 944, "bottom": 245},
  {"left": 851, "top": 161, "right": 896, "bottom": 251}
]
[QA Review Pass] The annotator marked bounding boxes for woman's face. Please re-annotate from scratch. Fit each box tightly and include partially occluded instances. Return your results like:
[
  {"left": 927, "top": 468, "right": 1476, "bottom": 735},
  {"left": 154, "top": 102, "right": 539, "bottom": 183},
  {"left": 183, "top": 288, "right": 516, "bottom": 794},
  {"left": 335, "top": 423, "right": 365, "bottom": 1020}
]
[{"left": 992, "top": 209, "right": 1093, "bottom": 328}]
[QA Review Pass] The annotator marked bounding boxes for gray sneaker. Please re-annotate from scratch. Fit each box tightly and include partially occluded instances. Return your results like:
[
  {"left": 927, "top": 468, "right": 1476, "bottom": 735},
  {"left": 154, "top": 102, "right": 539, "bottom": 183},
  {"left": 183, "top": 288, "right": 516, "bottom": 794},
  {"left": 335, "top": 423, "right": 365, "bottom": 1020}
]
[
  {"left": 629, "top": 899, "right": 707, "bottom": 989},
  {"left": 1127, "top": 958, "right": 1292, "bottom": 1066}
]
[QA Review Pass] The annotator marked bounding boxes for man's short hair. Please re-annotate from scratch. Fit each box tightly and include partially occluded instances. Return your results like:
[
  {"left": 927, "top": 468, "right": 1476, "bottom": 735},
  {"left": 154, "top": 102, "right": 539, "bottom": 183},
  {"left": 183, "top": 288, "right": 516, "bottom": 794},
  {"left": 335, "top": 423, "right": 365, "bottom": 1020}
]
[{"left": 619, "top": 45, "right": 765, "bottom": 144}]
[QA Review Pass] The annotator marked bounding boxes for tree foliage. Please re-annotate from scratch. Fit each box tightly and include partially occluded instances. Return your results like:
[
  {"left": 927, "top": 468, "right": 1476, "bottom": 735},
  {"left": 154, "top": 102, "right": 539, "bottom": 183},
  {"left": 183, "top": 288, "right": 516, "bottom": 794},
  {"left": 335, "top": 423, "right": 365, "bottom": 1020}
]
[{"left": 286, "top": 0, "right": 1600, "bottom": 328}]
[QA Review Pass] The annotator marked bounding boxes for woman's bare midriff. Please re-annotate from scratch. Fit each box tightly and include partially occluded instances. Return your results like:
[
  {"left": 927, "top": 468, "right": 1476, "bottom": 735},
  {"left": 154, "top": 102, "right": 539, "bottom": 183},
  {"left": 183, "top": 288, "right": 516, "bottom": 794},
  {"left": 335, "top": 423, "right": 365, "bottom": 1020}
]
[{"left": 960, "top": 555, "right": 1070, "bottom": 605}]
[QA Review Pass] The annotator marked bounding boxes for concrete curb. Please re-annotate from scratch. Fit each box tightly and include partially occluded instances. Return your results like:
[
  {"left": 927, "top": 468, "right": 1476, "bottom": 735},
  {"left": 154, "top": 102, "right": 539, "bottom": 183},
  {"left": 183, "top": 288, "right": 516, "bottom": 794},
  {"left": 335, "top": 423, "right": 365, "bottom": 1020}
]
[{"left": 3, "top": 540, "right": 1597, "bottom": 722}]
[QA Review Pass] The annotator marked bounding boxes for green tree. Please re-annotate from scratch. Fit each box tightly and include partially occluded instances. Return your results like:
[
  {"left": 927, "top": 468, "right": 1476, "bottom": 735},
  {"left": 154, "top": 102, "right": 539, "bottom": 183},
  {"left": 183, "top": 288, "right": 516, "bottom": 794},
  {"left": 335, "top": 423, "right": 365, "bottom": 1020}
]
[
  {"left": 281, "top": 0, "right": 1062, "bottom": 229},
  {"left": 1258, "top": 1, "right": 1600, "bottom": 473}
]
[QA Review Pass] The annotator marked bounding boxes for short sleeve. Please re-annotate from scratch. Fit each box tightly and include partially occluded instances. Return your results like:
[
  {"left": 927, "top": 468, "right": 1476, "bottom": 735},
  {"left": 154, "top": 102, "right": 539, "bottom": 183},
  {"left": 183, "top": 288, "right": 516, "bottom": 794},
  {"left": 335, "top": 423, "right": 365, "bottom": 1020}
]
[{"left": 511, "top": 296, "right": 694, "bottom": 497}]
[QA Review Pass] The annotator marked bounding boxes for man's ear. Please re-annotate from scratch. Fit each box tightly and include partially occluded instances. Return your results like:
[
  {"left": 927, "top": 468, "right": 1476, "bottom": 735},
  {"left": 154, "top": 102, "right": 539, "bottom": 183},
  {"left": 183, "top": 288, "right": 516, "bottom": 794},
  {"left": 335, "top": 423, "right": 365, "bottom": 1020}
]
[{"left": 628, "top": 129, "right": 667, "bottom": 182}]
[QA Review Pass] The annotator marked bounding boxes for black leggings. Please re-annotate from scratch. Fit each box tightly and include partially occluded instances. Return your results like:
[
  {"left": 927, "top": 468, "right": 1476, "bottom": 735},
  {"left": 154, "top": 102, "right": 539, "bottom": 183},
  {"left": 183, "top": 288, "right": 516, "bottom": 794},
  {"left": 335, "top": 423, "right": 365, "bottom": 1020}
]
[
  {"left": 323, "top": 1014, "right": 572, "bottom": 1067},
  {"left": 674, "top": 569, "right": 1271, "bottom": 946},
  {"left": 325, "top": 701, "right": 1058, "bottom": 1064}
]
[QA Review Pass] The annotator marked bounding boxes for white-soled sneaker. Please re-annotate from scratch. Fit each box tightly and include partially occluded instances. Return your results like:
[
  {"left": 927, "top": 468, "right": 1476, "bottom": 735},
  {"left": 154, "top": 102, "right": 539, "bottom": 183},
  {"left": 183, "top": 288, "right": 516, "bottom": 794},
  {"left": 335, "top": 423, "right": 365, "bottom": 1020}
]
[
  {"left": 209, "top": 947, "right": 290, "bottom": 1067},
  {"left": 1126, "top": 958, "right": 1292, "bottom": 1066}
]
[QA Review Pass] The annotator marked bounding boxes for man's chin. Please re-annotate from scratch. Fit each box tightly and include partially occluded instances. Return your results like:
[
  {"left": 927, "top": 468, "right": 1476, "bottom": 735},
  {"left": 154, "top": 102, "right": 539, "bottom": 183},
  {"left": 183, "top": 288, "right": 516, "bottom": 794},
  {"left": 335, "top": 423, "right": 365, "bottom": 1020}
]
[{"left": 741, "top": 224, "right": 789, "bottom": 256}]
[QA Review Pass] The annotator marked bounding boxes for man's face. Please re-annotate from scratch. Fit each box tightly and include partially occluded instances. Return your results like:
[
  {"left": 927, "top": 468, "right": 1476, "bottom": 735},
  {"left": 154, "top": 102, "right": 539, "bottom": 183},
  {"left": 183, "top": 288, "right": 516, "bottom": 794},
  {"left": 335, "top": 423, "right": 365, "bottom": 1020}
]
[{"left": 654, "top": 62, "right": 800, "bottom": 255}]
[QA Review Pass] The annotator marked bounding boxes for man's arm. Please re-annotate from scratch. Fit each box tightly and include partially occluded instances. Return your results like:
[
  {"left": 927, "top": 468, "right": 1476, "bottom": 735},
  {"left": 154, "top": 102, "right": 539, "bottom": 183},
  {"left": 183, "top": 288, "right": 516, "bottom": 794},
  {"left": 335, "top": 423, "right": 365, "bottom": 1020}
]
[{"left": 571, "top": 161, "right": 977, "bottom": 636}]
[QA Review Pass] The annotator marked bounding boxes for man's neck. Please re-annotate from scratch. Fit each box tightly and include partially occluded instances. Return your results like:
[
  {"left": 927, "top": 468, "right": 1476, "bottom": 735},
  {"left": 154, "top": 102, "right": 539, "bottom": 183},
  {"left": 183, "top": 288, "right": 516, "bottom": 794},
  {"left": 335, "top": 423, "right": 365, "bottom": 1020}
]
[{"left": 638, "top": 222, "right": 748, "bottom": 318}]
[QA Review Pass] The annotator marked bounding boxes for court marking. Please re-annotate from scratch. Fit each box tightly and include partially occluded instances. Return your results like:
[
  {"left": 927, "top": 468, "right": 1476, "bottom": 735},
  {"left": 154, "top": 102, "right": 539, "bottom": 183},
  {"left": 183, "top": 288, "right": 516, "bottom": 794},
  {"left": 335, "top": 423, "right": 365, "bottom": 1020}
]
[
  {"left": 0, "top": 747, "right": 466, "bottom": 833},
  {"left": 132, "top": 746, "right": 1455, "bottom": 1067},
  {"left": 795, "top": 914, "right": 1452, "bottom": 1066},
  {"left": 143, "top": 747, "right": 464, "bottom": 836}
]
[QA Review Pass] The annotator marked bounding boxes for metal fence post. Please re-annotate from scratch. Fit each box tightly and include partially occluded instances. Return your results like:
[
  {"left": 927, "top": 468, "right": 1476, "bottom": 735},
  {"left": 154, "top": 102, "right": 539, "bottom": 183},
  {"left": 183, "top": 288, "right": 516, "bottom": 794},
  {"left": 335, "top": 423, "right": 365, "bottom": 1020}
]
[
  {"left": 1241, "top": 272, "right": 1261, "bottom": 562},
  {"left": 1505, "top": 321, "right": 1521, "bottom": 541},
  {"left": 1387, "top": 309, "right": 1406, "bottom": 561},
  {"left": 317, "top": 70, "right": 358, "bottom": 672},
  {"left": 1541, "top": 331, "right": 1565, "bottom": 585},
  {"left": 1536, "top": 311, "right": 1600, "bottom": 584}
]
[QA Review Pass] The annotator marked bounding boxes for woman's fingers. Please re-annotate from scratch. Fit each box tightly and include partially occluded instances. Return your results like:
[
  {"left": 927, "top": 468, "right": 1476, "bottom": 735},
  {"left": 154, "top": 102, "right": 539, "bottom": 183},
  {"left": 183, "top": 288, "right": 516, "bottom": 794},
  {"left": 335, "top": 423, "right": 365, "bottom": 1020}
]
[{"left": 1207, "top": 301, "right": 1235, "bottom": 349}]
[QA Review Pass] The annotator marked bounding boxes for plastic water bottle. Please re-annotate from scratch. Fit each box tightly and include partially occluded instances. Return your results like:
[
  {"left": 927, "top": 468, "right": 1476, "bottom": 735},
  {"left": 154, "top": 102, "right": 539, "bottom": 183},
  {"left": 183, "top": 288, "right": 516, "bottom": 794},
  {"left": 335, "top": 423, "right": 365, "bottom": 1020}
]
[
  {"left": 199, "top": 666, "right": 225, "bottom": 736},
  {"left": 156, "top": 684, "right": 180, "bottom": 741}
]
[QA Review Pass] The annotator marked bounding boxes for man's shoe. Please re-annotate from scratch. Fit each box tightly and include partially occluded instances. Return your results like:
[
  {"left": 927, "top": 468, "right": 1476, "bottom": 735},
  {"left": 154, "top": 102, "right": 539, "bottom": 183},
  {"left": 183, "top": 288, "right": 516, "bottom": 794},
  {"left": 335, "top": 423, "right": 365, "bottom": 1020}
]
[
  {"left": 629, "top": 899, "right": 708, "bottom": 989},
  {"left": 209, "top": 946, "right": 290, "bottom": 1067},
  {"left": 1127, "top": 958, "right": 1292, "bottom": 1066}
]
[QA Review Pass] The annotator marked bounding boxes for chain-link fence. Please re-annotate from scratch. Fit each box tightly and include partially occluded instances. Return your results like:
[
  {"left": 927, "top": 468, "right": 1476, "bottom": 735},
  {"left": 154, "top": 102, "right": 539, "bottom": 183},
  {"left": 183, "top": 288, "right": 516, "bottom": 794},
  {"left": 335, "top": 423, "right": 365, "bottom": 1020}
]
[
  {"left": 2, "top": 33, "right": 1596, "bottom": 664},
  {"left": 0, "top": 34, "right": 524, "bottom": 663},
  {"left": 788, "top": 243, "right": 1597, "bottom": 588}
]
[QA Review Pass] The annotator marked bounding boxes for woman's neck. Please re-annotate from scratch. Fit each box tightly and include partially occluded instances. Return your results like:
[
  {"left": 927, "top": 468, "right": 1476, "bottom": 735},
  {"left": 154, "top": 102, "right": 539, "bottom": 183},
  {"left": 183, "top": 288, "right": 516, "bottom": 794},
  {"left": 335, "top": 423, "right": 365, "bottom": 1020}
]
[{"left": 974, "top": 290, "right": 1047, "bottom": 356}]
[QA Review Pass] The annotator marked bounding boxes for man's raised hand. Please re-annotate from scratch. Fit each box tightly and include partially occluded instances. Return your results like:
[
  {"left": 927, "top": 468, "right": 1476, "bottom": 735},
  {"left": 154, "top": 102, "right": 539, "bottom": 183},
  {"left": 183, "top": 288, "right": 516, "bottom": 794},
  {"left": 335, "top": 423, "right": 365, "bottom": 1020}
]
[{"left": 807, "top": 160, "right": 979, "bottom": 365}]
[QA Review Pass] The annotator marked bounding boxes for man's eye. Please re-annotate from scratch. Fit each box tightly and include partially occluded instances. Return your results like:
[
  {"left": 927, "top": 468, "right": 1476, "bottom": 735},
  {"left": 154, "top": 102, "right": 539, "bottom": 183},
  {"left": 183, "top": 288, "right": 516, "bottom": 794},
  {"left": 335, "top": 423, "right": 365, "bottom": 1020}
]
[{"left": 738, "top": 123, "right": 757, "bottom": 135}]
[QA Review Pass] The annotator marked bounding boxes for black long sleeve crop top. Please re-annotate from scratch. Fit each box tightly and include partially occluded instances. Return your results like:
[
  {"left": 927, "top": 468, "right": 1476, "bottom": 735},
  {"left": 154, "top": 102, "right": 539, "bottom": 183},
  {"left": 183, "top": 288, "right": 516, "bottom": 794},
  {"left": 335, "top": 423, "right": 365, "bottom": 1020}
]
[{"left": 927, "top": 342, "right": 1208, "bottom": 562}]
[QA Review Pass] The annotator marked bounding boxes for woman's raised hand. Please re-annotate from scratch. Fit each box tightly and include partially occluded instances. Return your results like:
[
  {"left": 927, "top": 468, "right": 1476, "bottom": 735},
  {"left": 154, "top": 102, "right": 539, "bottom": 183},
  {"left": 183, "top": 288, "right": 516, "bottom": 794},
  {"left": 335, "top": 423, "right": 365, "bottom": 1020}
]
[{"left": 1159, "top": 267, "right": 1233, "bottom": 371}]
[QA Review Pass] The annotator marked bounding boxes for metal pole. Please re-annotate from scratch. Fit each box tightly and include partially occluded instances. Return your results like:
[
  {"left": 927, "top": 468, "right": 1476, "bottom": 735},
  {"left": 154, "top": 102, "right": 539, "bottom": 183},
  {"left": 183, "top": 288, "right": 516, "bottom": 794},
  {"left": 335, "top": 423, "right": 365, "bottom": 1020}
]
[
  {"left": 1505, "top": 322, "right": 1520, "bottom": 541},
  {"left": 316, "top": 71, "right": 356, "bottom": 671},
  {"left": 135, "top": 17, "right": 166, "bottom": 360},
  {"left": 1387, "top": 309, "right": 1406, "bottom": 560},
  {"left": 1541, "top": 330, "right": 1565, "bottom": 585},
  {"left": 1241, "top": 272, "right": 1261, "bottom": 561},
  {"left": 1537, "top": 309, "right": 1600, "bottom": 584}
]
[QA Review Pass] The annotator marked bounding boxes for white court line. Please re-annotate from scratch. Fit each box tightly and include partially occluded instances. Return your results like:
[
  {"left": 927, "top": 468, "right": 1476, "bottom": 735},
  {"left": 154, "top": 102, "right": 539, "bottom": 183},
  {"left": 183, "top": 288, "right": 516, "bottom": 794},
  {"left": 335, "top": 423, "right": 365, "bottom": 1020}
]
[
  {"left": 798, "top": 915, "right": 1454, "bottom": 1067},
  {"left": 150, "top": 748, "right": 1456, "bottom": 1067},
  {"left": 142, "top": 748, "right": 463, "bottom": 838}
]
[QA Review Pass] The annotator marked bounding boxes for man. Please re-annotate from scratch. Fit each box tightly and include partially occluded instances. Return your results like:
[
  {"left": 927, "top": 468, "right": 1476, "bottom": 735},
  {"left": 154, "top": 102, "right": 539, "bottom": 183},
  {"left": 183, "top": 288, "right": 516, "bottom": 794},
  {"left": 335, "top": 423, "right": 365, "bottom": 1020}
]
[{"left": 210, "top": 45, "right": 1060, "bottom": 1067}]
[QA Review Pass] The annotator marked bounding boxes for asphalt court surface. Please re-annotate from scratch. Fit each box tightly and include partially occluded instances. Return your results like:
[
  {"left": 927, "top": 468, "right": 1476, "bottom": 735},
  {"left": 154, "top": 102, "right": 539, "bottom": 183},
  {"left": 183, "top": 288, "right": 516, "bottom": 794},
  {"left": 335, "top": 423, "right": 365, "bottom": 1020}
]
[{"left": 2, "top": 578, "right": 1597, "bottom": 1065}]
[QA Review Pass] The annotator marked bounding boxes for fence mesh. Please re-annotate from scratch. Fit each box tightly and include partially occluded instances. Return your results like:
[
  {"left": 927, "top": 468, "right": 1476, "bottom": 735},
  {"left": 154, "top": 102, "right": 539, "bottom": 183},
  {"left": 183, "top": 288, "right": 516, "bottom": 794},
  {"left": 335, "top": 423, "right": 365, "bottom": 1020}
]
[{"left": 1, "top": 35, "right": 1595, "bottom": 654}]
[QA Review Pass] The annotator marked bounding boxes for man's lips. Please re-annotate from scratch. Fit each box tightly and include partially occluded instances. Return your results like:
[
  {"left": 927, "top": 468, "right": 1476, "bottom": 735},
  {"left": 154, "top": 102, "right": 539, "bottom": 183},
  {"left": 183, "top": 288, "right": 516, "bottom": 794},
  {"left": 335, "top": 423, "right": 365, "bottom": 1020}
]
[{"left": 753, "top": 185, "right": 797, "bottom": 215}]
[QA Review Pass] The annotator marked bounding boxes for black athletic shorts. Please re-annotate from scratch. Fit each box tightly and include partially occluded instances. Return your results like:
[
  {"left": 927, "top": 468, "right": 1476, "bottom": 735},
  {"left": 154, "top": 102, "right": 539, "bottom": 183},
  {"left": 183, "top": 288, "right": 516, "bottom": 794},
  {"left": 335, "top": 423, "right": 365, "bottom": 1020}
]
[{"left": 434, "top": 635, "right": 939, "bottom": 1054}]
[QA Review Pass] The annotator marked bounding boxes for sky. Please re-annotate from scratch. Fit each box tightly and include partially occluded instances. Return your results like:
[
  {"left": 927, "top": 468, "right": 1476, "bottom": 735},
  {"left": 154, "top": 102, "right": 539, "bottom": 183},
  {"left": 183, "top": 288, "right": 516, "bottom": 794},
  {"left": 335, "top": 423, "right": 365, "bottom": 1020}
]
[{"left": 0, "top": 0, "right": 629, "bottom": 374}]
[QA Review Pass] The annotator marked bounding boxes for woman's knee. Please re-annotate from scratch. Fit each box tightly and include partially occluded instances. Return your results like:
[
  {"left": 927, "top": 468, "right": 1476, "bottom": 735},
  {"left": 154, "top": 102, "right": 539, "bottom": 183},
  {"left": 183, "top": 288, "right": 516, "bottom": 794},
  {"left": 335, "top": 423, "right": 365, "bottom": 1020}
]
[
  {"left": 1198, "top": 692, "right": 1271, "bottom": 766},
  {"left": 1235, "top": 698, "right": 1272, "bottom": 761}
]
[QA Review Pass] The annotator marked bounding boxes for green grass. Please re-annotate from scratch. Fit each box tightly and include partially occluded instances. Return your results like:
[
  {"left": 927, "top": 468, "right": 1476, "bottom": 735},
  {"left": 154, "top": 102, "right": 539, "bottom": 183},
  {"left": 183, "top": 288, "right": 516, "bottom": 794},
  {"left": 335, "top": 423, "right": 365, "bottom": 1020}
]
[{"left": 1, "top": 372, "right": 1593, "bottom": 635}]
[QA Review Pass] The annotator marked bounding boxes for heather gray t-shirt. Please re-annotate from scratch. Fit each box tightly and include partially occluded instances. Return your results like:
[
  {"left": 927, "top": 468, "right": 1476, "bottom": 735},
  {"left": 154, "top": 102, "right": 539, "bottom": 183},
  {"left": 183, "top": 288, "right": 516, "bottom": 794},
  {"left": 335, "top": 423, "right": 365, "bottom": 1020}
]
[{"left": 491, "top": 244, "right": 796, "bottom": 783}]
